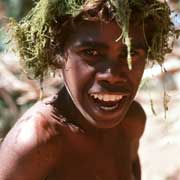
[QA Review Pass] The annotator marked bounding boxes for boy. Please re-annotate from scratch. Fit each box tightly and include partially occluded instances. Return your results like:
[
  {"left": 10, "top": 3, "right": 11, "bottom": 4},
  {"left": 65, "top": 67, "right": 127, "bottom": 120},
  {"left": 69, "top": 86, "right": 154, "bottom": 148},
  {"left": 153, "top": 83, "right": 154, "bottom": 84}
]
[{"left": 0, "top": 0, "right": 177, "bottom": 180}]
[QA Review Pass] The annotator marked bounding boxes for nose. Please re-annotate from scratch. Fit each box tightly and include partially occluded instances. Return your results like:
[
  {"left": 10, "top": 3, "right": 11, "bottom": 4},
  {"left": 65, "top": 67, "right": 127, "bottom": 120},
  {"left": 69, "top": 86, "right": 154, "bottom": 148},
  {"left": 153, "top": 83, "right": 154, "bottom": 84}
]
[{"left": 96, "top": 67, "right": 127, "bottom": 85}]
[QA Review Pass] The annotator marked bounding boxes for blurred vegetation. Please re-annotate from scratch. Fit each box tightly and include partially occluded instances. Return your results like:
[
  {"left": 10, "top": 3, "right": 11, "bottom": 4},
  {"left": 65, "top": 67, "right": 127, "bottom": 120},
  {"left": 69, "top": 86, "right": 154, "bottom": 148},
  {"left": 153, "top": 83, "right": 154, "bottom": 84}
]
[
  {"left": 2, "top": 0, "right": 33, "bottom": 19},
  {"left": 0, "top": 0, "right": 33, "bottom": 51},
  {"left": 0, "top": 0, "right": 61, "bottom": 138},
  {"left": 0, "top": 0, "right": 34, "bottom": 138}
]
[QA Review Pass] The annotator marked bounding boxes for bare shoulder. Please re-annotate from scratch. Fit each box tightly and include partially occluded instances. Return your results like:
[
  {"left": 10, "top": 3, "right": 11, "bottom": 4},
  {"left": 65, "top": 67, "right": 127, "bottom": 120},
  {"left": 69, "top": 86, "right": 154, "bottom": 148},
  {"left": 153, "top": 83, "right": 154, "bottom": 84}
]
[
  {"left": 0, "top": 97, "right": 65, "bottom": 180},
  {"left": 119, "top": 101, "right": 146, "bottom": 172},
  {"left": 120, "top": 101, "right": 146, "bottom": 141}
]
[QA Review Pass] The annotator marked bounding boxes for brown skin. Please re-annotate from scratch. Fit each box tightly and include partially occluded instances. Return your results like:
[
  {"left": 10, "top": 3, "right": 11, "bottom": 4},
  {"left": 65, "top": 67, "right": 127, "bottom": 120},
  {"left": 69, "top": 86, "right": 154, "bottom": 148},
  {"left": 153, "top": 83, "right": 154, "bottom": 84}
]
[{"left": 0, "top": 20, "right": 146, "bottom": 180}]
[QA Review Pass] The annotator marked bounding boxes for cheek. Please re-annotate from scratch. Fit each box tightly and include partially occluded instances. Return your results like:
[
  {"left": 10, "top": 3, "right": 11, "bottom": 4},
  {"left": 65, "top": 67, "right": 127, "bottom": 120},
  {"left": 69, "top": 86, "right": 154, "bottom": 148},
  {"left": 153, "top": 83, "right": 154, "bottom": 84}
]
[{"left": 62, "top": 55, "right": 95, "bottom": 93}]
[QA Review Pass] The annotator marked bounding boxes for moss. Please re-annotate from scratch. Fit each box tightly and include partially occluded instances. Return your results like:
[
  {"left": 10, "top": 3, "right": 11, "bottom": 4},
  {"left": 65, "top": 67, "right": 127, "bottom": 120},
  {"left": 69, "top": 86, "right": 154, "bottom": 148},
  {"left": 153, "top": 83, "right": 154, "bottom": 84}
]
[{"left": 8, "top": 0, "right": 179, "bottom": 79}]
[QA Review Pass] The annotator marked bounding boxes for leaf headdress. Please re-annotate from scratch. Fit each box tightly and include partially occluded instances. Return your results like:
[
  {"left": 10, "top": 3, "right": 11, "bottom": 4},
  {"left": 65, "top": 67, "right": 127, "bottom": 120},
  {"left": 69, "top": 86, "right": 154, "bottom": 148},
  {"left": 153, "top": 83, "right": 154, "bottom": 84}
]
[{"left": 9, "top": 0, "right": 178, "bottom": 80}]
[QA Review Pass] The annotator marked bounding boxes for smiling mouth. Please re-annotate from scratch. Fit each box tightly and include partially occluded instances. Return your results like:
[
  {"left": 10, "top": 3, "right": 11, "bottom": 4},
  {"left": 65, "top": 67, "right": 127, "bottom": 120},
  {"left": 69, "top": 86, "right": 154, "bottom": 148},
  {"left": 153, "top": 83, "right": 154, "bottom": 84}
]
[{"left": 89, "top": 93, "right": 127, "bottom": 111}]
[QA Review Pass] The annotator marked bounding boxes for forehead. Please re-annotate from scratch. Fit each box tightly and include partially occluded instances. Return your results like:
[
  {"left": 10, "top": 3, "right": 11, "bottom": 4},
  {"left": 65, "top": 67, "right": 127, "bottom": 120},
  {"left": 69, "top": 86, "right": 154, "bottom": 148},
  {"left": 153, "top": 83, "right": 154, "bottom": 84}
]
[
  {"left": 72, "top": 21, "right": 121, "bottom": 41},
  {"left": 65, "top": 20, "right": 146, "bottom": 49}
]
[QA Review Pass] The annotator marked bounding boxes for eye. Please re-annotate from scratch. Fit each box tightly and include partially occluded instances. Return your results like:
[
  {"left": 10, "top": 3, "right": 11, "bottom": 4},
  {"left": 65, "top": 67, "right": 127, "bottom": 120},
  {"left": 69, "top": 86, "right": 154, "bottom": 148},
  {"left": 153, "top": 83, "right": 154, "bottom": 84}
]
[
  {"left": 75, "top": 48, "right": 104, "bottom": 65},
  {"left": 81, "top": 48, "right": 100, "bottom": 57},
  {"left": 130, "top": 49, "right": 139, "bottom": 57},
  {"left": 118, "top": 52, "right": 127, "bottom": 60}
]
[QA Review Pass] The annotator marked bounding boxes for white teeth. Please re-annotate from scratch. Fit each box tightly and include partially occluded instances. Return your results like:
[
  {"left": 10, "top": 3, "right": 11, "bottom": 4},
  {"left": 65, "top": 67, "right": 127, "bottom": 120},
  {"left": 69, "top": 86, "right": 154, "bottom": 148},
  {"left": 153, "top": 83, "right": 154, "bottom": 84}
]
[
  {"left": 104, "top": 95, "right": 110, "bottom": 101},
  {"left": 100, "top": 104, "right": 119, "bottom": 111},
  {"left": 90, "top": 94, "right": 123, "bottom": 102},
  {"left": 98, "top": 95, "right": 103, "bottom": 101},
  {"left": 94, "top": 94, "right": 98, "bottom": 99}
]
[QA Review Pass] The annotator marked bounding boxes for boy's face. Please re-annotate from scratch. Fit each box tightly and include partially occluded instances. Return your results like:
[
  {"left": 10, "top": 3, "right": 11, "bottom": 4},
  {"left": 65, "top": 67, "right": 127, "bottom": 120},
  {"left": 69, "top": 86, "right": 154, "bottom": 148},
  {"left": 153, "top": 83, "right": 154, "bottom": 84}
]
[{"left": 62, "top": 20, "right": 146, "bottom": 128}]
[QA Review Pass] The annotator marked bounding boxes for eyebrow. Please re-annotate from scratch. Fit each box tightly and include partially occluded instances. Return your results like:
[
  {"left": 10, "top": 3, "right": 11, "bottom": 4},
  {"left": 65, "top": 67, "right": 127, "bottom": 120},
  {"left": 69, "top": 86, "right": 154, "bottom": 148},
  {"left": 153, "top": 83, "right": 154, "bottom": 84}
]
[
  {"left": 72, "top": 41, "right": 109, "bottom": 49},
  {"left": 71, "top": 40, "right": 147, "bottom": 52}
]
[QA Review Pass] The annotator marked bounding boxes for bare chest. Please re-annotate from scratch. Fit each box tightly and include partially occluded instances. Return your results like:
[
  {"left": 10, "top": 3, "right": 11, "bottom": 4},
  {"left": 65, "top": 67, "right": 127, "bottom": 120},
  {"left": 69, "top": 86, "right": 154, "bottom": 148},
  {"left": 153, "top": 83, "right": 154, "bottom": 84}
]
[{"left": 46, "top": 132, "right": 132, "bottom": 180}]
